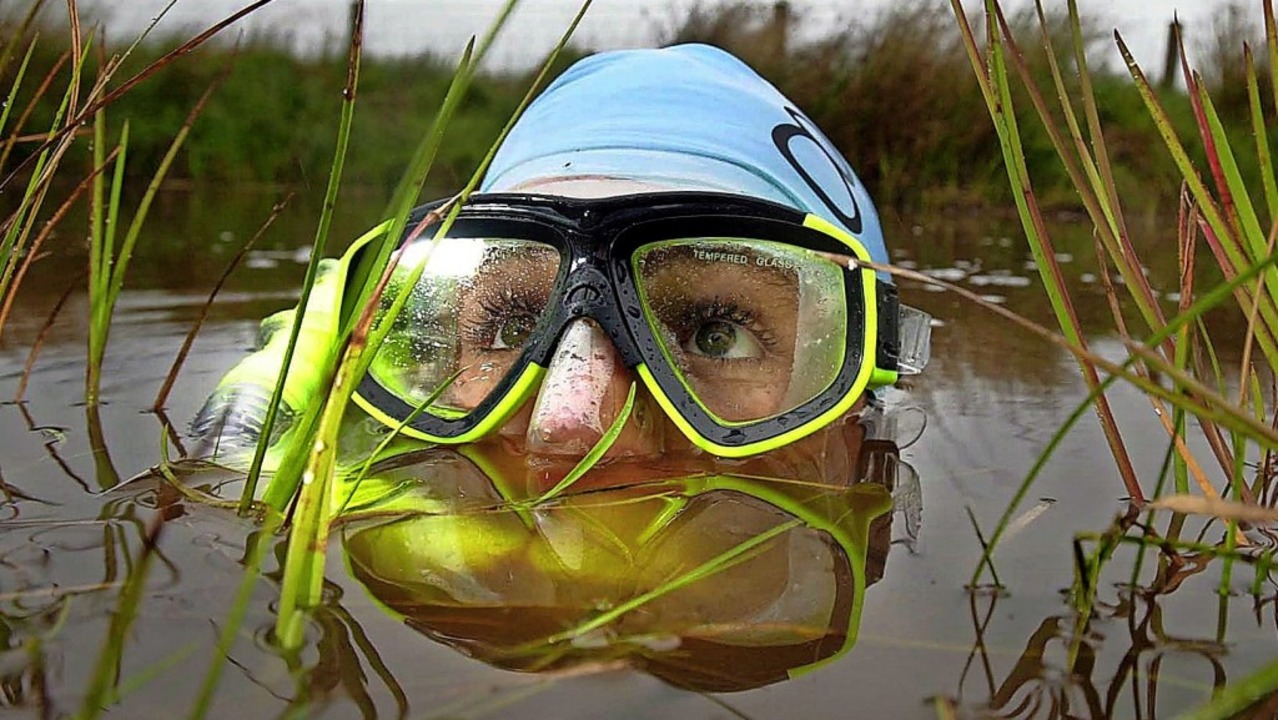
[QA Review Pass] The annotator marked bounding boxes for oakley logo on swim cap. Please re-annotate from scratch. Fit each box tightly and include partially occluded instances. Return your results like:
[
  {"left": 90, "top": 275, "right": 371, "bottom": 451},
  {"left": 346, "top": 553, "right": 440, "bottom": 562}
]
[{"left": 771, "top": 107, "right": 862, "bottom": 234}]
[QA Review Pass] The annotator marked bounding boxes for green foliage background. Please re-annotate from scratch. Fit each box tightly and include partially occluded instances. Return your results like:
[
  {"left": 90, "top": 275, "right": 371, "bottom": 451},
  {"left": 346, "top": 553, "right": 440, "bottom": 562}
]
[{"left": 0, "top": 1, "right": 1270, "bottom": 213}]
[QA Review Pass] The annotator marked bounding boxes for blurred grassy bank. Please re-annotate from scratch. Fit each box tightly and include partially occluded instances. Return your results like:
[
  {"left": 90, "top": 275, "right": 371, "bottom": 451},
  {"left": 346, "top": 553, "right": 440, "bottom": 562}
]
[{"left": 1, "top": 1, "right": 1270, "bottom": 214}]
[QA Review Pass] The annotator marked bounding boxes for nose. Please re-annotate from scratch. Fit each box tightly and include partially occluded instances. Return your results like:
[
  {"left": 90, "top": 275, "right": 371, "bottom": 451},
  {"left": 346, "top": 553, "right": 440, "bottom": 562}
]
[{"left": 524, "top": 318, "right": 664, "bottom": 457}]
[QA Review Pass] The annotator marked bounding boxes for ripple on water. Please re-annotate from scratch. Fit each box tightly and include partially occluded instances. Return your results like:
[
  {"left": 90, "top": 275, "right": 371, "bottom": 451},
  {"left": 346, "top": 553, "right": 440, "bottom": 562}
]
[
  {"left": 968, "top": 273, "right": 1032, "bottom": 288},
  {"left": 921, "top": 267, "right": 967, "bottom": 282}
]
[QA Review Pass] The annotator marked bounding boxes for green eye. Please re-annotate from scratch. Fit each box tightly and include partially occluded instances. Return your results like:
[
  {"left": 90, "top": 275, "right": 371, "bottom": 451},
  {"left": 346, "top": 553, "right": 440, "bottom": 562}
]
[
  {"left": 493, "top": 314, "right": 536, "bottom": 350},
  {"left": 695, "top": 321, "right": 736, "bottom": 356},
  {"left": 686, "top": 320, "right": 764, "bottom": 359}
]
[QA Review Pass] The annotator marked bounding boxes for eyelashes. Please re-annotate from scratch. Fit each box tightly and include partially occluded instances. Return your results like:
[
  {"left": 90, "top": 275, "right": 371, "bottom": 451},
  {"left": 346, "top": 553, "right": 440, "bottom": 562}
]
[
  {"left": 460, "top": 284, "right": 548, "bottom": 350},
  {"left": 670, "top": 298, "right": 779, "bottom": 359},
  {"left": 689, "top": 300, "right": 776, "bottom": 342},
  {"left": 458, "top": 280, "right": 780, "bottom": 365}
]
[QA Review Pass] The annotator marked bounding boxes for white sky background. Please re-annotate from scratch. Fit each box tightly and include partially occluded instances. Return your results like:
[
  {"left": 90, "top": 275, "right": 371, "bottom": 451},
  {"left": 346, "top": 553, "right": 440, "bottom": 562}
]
[{"left": 75, "top": 0, "right": 1252, "bottom": 75}]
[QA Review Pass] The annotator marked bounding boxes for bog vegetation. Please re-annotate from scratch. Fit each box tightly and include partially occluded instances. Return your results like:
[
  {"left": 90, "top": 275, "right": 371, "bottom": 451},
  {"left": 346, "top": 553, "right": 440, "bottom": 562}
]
[
  {"left": 4, "top": 0, "right": 1278, "bottom": 717},
  {"left": 0, "top": 1, "right": 1270, "bottom": 211}
]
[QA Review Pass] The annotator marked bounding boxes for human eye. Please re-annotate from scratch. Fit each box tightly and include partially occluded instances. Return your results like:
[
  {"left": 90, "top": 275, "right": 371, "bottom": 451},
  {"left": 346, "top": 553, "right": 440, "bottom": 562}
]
[
  {"left": 676, "top": 299, "right": 777, "bottom": 361},
  {"left": 454, "top": 242, "right": 559, "bottom": 355},
  {"left": 460, "top": 286, "right": 545, "bottom": 352}
]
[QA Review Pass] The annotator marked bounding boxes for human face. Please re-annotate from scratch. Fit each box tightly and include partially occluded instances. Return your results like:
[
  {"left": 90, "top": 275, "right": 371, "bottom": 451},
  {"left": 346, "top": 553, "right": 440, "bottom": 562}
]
[
  {"left": 358, "top": 176, "right": 896, "bottom": 464},
  {"left": 476, "top": 176, "right": 832, "bottom": 460}
]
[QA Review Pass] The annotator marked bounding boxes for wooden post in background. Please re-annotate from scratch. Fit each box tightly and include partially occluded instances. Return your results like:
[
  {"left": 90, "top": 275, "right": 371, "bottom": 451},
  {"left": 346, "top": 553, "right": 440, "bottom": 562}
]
[
  {"left": 1160, "top": 18, "right": 1182, "bottom": 90},
  {"left": 767, "top": 1, "right": 791, "bottom": 60}
]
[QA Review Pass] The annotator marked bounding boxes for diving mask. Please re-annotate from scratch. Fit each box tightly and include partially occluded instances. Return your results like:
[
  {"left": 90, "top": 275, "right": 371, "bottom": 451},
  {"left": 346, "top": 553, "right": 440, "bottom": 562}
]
[{"left": 346, "top": 192, "right": 931, "bottom": 457}]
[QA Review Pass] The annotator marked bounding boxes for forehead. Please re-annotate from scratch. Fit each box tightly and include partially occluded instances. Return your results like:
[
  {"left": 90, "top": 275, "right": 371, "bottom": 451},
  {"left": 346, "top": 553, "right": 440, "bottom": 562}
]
[{"left": 504, "top": 175, "right": 737, "bottom": 198}]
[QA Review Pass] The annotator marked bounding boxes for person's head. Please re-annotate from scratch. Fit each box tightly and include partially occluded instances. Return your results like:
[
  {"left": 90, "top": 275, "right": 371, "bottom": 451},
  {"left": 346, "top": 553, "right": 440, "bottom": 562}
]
[{"left": 351, "top": 45, "right": 929, "bottom": 474}]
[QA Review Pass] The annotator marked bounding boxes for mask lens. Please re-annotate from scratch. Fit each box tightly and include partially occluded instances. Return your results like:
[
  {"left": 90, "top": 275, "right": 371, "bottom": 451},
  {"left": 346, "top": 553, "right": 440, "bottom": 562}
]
[
  {"left": 632, "top": 239, "right": 848, "bottom": 423},
  {"left": 369, "top": 237, "right": 560, "bottom": 416}
]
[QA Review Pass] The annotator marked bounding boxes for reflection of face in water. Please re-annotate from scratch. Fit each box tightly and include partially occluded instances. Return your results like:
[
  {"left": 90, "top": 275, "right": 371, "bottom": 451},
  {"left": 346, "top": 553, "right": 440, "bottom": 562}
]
[{"left": 339, "top": 412, "right": 910, "bottom": 692}]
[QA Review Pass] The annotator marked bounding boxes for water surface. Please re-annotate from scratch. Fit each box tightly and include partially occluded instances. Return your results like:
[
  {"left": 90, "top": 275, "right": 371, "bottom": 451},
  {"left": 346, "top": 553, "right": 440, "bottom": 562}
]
[{"left": 1, "top": 189, "right": 1274, "bottom": 718}]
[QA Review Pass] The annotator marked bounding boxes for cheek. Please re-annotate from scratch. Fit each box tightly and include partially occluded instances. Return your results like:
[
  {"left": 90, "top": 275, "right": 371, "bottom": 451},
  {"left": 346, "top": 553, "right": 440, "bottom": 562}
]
[
  {"left": 689, "top": 366, "right": 789, "bottom": 422},
  {"left": 496, "top": 401, "right": 534, "bottom": 439},
  {"left": 444, "top": 350, "right": 513, "bottom": 409}
]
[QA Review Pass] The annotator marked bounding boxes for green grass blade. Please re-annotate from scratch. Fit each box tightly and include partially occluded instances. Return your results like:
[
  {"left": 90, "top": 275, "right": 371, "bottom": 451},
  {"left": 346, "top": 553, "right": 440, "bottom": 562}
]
[
  {"left": 1180, "top": 657, "right": 1278, "bottom": 719},
  {"left": 338, "top": 369, "right": 463, "bottom": 515},
  {"left": 338, "top": 38, "right": 476, "bottom": 335},
  {"left": 948, "top": 0, "right": 999, "bottom": 116},
  {"left": 89, "top": 104, "right": 105, "bottom": 327},
  {"left": 1031, "top": 0, "right": 1110, "bottom": 220},
  {"left": 87, "top": 123, "right": 129, "bottom": 399},
  {"left": 76, "top": 517, "right": 164, "bottom": 720},
  {"left": 103, "top": 121, "right": 128, "bottom": 297},
  {"left": 1267, "top": 2, "right": 1278, "bottom": 140},
  {"left": 1066, "top": 0, "right": 1131, "bottom": 260},
  {"left": 274, "top": 395, "right": 340, "bottom": 649},
  {"left": 1117, "top": 34, "right": 1248, "bottom": 294},
  {"left": 536, "top": 519, "right": 802, "bottom": 647},
  {"left": 1193, "top": 74, "right": 1269, "bottom": 267},
  {"left": 187, "top": 517, "right": 283, "bottom": 720},
  {"left": 259, "top": 376, "right": 335, "bottom": 513},
  {"left": 88, "top": 77, "right": 218, "bottom": 404},
  {"left": 0, "top": 35, "right": 37, "bottom": 142},
  {"left": 979, "top": 0, "right": 1142, "bottom": 499},
  {"left": 242, "top": 0, "right": 365, "bottom": 510},
  {"left": 1245, "top": 44, "right": 1278, "bottom": 222},
  {"left": 1002, "top": 2, "right": 1165, "bottom": 335},
  {"left": 535, "top": 381, "right": 635, "bottom": 504}
]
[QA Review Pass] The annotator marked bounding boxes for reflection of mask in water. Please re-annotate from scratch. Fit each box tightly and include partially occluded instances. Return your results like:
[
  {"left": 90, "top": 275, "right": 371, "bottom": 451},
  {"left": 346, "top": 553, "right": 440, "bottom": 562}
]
[{"left": 340, "top": 415, "right": 911, "bottom": 693}]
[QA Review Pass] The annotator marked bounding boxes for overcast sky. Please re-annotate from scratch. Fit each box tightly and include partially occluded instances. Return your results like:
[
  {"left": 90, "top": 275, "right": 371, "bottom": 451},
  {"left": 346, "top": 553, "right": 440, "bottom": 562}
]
[{"left": 78, "top": 0, "right": 1251, "bottom": 73}]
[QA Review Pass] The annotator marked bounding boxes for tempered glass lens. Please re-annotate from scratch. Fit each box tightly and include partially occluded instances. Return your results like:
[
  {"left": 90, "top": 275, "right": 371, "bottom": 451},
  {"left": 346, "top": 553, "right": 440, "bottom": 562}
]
[
  {"left": 369, "top": 237, "right": 560, "bottom": 415},
  {"left": 633, "top": 239, "right": 848, "bottom": 423}
]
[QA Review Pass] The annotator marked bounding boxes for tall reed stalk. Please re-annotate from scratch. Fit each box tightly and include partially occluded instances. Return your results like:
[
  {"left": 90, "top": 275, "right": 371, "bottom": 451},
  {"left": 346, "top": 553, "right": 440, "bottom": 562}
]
[
  {"left": 950, "top": 0, "right": 1278, "bottom": 713},
  {"left": 0, "top": 0, "right": 277, "bottom": 383},
  {"left": 262, "top": 0, "right": 594, "bottom": 651}
]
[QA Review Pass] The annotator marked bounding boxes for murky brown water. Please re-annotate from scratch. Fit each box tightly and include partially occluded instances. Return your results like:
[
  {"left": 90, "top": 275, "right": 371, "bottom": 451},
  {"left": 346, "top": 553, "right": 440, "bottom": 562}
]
[{"left": 1, "top": 189, "right": 1275, "bottom": 718}]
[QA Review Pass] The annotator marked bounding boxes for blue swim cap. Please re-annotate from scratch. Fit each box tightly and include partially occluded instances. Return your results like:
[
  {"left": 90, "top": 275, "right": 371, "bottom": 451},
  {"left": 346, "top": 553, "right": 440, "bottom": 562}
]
[{"left": 481, "top": 44, "right": 888, "bottom": 264}]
